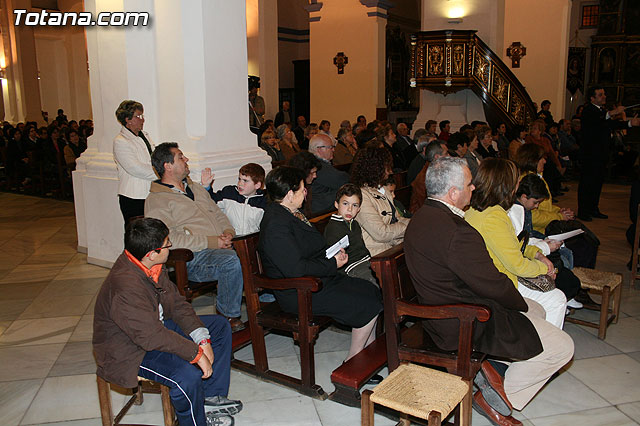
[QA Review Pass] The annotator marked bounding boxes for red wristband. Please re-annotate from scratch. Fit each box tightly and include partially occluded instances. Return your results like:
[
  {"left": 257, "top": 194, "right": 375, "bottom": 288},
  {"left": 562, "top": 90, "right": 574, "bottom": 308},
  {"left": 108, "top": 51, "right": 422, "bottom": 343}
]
[{"left": 190, "top": 345, "right": 204, "bottom": 364}]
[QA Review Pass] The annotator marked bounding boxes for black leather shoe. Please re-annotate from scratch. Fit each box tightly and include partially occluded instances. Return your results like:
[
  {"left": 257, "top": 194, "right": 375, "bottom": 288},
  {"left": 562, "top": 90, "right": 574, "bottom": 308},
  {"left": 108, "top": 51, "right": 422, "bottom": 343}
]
[
  {"left": 575, "top": 289, "right": 600, "bottom": 307},
  {"left": 366, "top": 374, "right": 383, "bottom": 385},
  {"left": 577, "top": 214, "right": 592, "bottom": 222},
  {"left": 592, "top": 212, "right": 608, "bottom": 219}
]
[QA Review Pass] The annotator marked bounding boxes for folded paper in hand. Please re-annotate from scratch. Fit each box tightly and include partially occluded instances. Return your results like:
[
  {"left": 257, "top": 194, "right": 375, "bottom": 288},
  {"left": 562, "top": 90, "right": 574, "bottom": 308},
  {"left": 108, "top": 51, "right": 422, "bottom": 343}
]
[
  {"left": 326, "top": 235, "right": 349, "bottom": 259},
  {"left": 547, "top": 229, "right": 584, "bottom": 241}
]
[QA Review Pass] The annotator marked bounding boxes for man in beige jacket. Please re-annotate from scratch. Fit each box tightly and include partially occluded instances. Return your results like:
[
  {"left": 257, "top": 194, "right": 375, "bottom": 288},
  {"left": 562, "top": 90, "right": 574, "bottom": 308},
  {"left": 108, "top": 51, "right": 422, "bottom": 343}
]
[{"left": 145, "top": 143, "right": 244, "bottom": 332}]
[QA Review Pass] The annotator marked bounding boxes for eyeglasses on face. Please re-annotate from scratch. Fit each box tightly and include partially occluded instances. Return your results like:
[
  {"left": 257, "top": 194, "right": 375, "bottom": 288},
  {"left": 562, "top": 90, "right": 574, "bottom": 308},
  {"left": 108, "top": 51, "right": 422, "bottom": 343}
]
[
  {"left": 317, "top": 145, "right": 335, "bottom": 150},
  {"left": 134, "top": 114, "right": 145, "bottom": 120},
  {"left": 153, "top": 240, "right": 172, "bottom": 252}
]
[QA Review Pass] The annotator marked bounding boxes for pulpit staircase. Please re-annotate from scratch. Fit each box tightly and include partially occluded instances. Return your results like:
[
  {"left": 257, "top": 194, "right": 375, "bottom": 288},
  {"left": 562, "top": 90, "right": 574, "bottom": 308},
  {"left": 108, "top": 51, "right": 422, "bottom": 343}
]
[{"left": 409, "top": 30, "right": 537, "bottom": 127}]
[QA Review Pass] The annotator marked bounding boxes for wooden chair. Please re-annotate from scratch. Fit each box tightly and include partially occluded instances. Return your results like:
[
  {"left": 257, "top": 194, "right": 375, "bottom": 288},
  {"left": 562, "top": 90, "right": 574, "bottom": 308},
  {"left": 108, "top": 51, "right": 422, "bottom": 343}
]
[
  {"left": 232, "top": 232, "right": 332, "bottom": 399},
  {"left": 97, "top": 375, "right": 176, "bottom": 426},
  {"left": 361, "top": 363, "right": 470, "bottom": 426},
  {"left": 370, "top": 243, "right": 491, "bottom": 426},
  {"left": 166, "top": 248, "right": 218, "bottom": 303},
  {"left": 566, "top": 267, "right": 622, "bottom": 340}
]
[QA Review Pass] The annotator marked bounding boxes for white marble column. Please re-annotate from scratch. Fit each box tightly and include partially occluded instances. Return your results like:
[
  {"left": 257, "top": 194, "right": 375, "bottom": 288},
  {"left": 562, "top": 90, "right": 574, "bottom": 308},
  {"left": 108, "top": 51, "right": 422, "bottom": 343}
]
[{"left": 75, "top": 0, "right": 271, "bottom": 267}]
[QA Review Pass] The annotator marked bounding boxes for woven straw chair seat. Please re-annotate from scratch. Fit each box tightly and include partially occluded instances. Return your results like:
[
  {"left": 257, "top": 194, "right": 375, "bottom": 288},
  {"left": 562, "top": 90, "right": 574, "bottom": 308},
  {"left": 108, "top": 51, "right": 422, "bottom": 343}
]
[
  {"left": 572, "top": 267, "right": 622, "bottom": 291},
  {"left": 369, "top": 363, "right": 468, "bottom": 420}
]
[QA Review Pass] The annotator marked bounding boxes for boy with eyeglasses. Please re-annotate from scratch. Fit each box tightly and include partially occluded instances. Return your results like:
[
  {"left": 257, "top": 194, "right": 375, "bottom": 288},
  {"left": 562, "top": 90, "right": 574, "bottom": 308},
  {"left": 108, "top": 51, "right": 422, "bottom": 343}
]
[{"left": 93, "top": 218, "right": 242, "bottom": 426}]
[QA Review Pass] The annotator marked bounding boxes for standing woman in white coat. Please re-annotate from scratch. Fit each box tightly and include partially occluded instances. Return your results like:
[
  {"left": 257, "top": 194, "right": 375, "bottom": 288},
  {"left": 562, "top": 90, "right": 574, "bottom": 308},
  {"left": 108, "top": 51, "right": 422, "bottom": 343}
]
[{"left": 113, "top": 100, "right": 157, "bottom": 223}]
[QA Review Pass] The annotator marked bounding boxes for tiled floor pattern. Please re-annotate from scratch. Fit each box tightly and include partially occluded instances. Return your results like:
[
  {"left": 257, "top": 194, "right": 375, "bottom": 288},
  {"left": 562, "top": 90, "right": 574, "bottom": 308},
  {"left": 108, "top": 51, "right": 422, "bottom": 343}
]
[{"left": 0, "top": 184, "right": 639, "bottom": 425}]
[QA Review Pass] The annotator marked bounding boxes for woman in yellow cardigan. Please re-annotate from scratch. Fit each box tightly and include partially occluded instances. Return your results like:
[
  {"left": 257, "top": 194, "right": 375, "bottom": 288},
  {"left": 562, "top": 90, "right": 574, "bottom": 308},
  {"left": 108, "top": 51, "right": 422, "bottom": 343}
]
[
  {"left": 514, "top": 143, "right": 575, "bottom": 234},
  {"left": 465, "top": 158, "right": 568, "bottom": 328}
]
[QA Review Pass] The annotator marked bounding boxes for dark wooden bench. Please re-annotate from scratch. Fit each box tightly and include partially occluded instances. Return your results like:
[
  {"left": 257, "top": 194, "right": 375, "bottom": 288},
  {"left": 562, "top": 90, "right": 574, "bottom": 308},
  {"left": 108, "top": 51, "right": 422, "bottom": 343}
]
[{"left": 232, "top": 233, "right": 332, "bottom": 399}]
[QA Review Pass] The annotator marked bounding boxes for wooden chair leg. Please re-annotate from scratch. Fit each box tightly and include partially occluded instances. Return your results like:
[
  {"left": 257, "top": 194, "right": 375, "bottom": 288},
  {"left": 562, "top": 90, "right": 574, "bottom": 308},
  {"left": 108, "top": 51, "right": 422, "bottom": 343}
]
[
  {"left": 613, "top": 282, "right": 622, "bottom": 324},
  {"left": 299, "top": 333, "right": 316, "bottom": 389},
  {"left": 361, "top": 389, "right": 374, "bottom": 426},
  {"left": 96, "top": 376, "right": 114, "bottom": 426},
  {"left": 160, "top": 384, "right": 175, "bottom": 426},
  {"left": 134, "top": 382, "right": 144, "bottom": 405},
  {"left": 428, "top": 410, "right": 442, "bottom": 426},
  {"left": 599, "top": 286, "right": 611, "bottom": 340},
  {"left": 459, "top": 380, "right": 472, "bottom": 426}
]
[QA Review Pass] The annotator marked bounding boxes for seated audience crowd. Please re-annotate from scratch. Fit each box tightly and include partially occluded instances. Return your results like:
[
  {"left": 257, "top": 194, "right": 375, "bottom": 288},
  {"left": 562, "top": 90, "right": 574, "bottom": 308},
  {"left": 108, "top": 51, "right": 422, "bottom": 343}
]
[
  {"left": 0, "top": 108, "right": 92, "bottom": 193},
  {"left": 85, "top": 93, "right": 636, "bottom": 425}
]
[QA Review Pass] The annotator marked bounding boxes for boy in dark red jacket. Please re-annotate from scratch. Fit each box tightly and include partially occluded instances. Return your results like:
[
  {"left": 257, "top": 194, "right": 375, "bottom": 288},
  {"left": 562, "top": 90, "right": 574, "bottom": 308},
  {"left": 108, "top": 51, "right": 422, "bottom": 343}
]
[{"left": 93, "top": 218, "right": 242, "bottom": 426}]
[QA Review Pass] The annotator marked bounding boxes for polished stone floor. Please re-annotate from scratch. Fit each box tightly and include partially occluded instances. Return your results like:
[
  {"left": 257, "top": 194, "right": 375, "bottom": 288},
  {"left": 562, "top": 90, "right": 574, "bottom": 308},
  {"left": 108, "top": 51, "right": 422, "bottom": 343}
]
[{"left": 0, "top": 183, "right": 639, "bottom": 426}]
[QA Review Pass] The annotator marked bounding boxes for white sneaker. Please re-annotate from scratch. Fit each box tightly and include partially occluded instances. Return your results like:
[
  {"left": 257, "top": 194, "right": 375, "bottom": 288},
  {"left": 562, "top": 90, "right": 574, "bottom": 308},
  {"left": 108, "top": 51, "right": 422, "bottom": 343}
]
[
  {"left": 206, "top": 413, "right": 234, "bottom": 426},
  {"left": 567, "top": 298, "right": 583, "bottom": 309}
]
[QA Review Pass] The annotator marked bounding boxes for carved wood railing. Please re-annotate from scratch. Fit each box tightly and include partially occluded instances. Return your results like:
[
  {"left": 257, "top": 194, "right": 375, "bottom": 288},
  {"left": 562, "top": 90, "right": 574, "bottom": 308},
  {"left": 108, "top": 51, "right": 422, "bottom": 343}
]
[{"left": 409, "top": 30, "right": 537, "bottom": 127}]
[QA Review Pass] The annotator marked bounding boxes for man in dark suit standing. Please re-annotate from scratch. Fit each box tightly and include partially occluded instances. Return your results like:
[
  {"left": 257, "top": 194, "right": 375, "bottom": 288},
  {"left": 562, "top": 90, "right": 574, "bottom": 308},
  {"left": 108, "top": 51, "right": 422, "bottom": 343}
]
[
  {"left": 405, "top": 157, "right": 574, "bottom": 426},
  {"left": 578, "top": 86, "right": 640, "bottom": 220}
]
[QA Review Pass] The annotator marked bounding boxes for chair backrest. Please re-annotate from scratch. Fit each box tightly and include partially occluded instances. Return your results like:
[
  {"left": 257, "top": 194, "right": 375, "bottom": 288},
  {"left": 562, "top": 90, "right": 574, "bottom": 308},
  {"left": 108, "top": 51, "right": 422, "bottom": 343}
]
[
  {"left": 309, "top": 210, "right": 336, "bottom": 234},
  {"left": 392, "top": 171, "right": 407, "bottom": 188},
  {"left": 233, "top": 233, "right": 264, "bottom": 309},
  {"left": 393, "top": 185, "right": 411, "bottom": 210},
  {"left": 371, "top": 243, "right": 489, "bottom": 378}
]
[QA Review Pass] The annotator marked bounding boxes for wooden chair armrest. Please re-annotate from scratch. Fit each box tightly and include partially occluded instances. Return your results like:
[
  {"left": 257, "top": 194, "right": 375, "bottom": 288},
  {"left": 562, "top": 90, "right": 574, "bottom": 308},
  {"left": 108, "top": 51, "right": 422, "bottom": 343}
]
[
  {"left": 232, "top": 232, "right": 260, "bottom": 243},
  {"left": 254, "top": 274, "right": 323, "bottom": 292},
  {"left": 397, "top": 301, "right": 491, "bottom": 323},
  {"left": 167, "top": 248, "right": 194, "bottom": 263}
]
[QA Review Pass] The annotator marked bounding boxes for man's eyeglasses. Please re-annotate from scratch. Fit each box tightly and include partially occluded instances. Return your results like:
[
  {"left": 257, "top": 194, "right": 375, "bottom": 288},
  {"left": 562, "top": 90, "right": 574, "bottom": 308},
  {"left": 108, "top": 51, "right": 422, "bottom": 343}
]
[
  {"left": 153, "top": 240, "right": 172, "bottom": 252},
  {"left": 134, "top": 114, "right": 145, "bottom": 120},
  {"left": 317, "top": 145, "right": 335, "bottom": 150}
]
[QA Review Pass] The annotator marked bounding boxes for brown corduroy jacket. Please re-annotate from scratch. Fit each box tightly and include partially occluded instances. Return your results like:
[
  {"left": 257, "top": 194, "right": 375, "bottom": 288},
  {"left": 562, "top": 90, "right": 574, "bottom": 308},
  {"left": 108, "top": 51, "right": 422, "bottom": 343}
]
[{"left": 93, "top": 253, "right": 204, "bottom": 388}]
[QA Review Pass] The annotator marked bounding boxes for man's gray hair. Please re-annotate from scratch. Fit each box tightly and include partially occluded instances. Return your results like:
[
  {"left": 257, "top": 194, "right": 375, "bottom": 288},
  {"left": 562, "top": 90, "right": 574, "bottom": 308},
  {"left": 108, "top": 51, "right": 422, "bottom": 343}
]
[
  {"left": 308, "top": 134, "right": 331, "bottom": 154},
  {"left": 425, "top": 157, "right": 467, "bottom": 198}
]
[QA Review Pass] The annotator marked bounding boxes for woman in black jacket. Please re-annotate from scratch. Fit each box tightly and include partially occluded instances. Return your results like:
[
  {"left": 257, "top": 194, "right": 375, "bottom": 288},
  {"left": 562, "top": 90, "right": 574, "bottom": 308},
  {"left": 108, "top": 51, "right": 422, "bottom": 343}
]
[{"left": 258, "top": 166, "right": 382, "bottom": 361}]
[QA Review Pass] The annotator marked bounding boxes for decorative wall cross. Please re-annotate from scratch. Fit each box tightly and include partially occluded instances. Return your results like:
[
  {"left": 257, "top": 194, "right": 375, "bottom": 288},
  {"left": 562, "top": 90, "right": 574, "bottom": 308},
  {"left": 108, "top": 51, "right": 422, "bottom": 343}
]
[
  {"left": 506, "top": 42, "right": 527, "bottom": 68},
  {"left": 333, "top": 52, "right": 348, "bottom": 74}
]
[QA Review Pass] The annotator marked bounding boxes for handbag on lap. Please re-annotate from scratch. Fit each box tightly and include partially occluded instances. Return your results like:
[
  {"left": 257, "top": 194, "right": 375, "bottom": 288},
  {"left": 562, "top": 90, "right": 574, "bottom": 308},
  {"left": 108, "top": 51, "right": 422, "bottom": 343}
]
[{"left": 516, "top": 229, "right": 556, "bottom": 292}]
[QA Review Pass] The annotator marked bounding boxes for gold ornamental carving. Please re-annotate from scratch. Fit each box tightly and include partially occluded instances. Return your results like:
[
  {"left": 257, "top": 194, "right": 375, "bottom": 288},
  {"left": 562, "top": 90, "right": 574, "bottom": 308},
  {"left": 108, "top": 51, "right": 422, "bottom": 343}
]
[
  {"left": 492, "top": 69, "right": 509, "bottom": 109},
  {"left": 510, "top": 93, "right": 526, "bottom": 124},
  {"left": 474, "top": 50, "right": 490, "bottom": 87},
  {"left": 452, "top": 44, "right": 465, "bottom": 75},
  {"left": 428, "top": 44, "right": 445, "bottom": 75}
]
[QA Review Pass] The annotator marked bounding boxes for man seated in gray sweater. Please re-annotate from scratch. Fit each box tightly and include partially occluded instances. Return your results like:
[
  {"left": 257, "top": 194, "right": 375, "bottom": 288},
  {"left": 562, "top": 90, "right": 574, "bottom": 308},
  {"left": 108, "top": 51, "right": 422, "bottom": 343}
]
[
  {"left": 93, "top": 218, "right": 242, "bottom": 426},
  {"left": 145, "top": 143, "right": 244, "bottom": 332}
]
